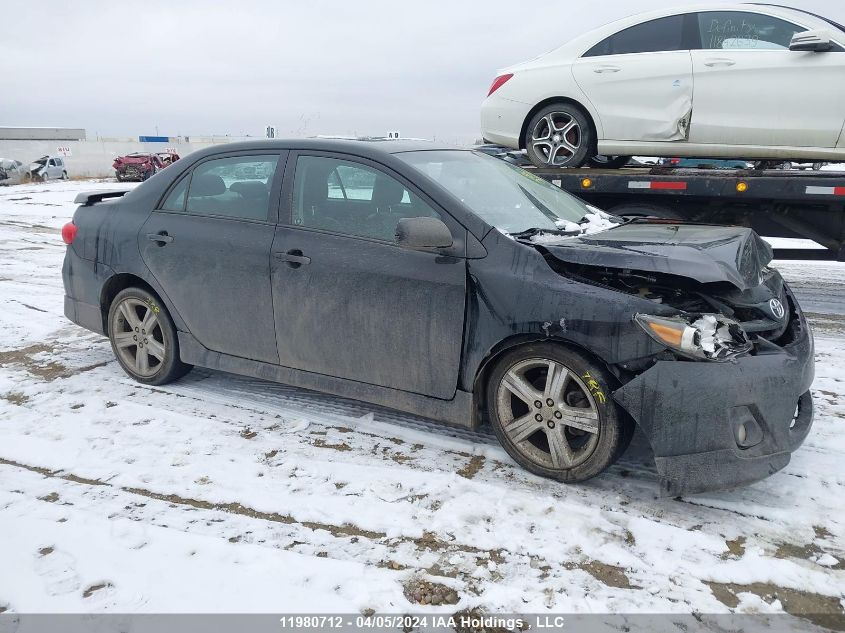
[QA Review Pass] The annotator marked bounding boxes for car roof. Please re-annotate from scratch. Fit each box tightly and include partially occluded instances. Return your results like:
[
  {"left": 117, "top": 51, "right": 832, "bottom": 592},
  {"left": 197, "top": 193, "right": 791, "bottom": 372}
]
[
  {"left": 193, "top": 138, "right": 459, "bottom": 160},
  {"left": 506, "top": 2, "right": 839, "bottom": 68}
]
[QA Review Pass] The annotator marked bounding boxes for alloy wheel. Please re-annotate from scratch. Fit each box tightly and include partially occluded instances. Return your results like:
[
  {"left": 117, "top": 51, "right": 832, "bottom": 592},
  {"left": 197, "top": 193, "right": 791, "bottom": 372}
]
[
  {"left": 531, "top": 113, "right": 582, "bottom": 166},
  {"left": 111, "top": 297, "right": 166, "bottom": 377},
  {"left": 496, "top": 358, "right": 600, "bottom": 469}
]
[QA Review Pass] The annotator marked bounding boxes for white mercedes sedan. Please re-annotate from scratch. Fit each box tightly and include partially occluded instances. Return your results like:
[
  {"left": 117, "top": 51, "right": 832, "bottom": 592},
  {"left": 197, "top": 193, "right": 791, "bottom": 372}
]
[{"left": 481, "top": 3, "right": 845, "bottom": 168}]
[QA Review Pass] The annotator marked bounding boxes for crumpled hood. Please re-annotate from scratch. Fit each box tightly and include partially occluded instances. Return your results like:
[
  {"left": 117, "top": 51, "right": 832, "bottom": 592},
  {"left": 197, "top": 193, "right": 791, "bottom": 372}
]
[{"left": 533, "top": 223, "right": 773, "bottom": 291}]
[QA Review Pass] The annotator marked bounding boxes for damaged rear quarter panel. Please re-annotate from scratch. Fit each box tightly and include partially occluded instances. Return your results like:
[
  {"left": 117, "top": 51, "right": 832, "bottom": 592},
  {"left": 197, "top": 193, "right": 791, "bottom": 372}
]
[{"left": 460, "top": 230, "right": 673, "bottom": 391}]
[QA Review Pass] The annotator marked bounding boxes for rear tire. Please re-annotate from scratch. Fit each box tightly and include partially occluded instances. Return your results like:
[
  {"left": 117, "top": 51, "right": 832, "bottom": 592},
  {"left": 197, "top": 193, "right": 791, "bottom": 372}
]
[
  {"left": 486, "top": 343, "right": 628, "bottom": 483},
  {"left": 107, "top": 287, "right": 192, "bottom": 385},
  {"left": 524, "top": 103, "right": 593, "bottom": 169}
]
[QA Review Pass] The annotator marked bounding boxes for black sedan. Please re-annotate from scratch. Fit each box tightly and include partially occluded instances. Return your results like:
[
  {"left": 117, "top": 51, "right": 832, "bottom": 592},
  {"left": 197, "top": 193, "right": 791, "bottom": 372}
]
[{"left": 61, "top": 139, "right": 814, "bottom": 495}]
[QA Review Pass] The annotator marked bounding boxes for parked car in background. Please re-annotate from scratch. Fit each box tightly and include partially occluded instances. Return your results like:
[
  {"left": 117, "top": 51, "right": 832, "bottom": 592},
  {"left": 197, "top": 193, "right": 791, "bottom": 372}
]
[
  {"left": 481, "top": 3, "right": 845, "bottom": 168},
  {"left": 156, "top": 151, "right": 181, "bottom": 167},
  {"left": 61, "top": 139, "right": 814, "bottom": 495},
  {"left": 0, "top": 158, "right": 26, "bottom": 185},
  {"left": 27, "top": 156, "right": 68, "bottom": 181},
  {"left": 113, "top": 153, "right": 166, "bottom": 182}
]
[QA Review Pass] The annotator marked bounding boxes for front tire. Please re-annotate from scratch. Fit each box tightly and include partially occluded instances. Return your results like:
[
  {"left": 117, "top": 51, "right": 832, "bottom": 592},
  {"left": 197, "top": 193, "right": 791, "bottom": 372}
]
[
  {"left": 487, "top": 343, "right": 628, "bottom": 483},
  {"left": 108, "top": 287, "right": 192, "bottom": 385},
  {"left": 525, "top": 103, "right": 593, "bottom": 169}
]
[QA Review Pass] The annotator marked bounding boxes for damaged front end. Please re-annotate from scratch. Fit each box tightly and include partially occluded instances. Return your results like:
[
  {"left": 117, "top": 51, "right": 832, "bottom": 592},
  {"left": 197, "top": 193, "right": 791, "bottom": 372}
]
[{"left": 531, "top": 224, "right": 815, "bottom": 495}]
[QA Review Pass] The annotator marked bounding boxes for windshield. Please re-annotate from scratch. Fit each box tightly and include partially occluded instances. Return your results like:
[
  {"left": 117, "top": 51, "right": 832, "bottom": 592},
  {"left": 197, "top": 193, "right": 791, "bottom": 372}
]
[{"left": 397, "top": 150, "right": 600, "bottom": 234}]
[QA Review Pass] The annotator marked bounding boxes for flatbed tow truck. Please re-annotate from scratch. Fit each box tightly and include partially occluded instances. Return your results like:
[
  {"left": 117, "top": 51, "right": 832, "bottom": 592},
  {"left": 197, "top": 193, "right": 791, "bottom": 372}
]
[{"left": 533, "top": 166, "right": 845, "bottom": 261}]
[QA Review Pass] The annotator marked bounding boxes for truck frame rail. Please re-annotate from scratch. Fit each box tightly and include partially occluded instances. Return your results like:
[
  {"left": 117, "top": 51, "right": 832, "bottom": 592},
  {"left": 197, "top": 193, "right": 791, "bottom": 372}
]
[{"left": 534, "top": 166, "right": 845, "bottom": 261}]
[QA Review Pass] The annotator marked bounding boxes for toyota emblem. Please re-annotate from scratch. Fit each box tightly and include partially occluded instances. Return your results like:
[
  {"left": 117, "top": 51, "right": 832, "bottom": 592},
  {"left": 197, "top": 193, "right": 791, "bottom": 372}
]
[{"left": 769, "top": 298, "right": 785, "bottom": 320}]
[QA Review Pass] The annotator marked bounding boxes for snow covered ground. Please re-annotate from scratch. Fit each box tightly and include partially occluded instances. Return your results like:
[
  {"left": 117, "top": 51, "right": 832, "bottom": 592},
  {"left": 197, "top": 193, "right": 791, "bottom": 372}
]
[{"left": 1, "top": 180, "right": 844, "bottom": 628}]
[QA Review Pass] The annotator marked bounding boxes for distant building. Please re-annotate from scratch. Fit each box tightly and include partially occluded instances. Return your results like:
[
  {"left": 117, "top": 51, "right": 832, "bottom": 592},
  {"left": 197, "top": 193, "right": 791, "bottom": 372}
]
[{"left": 0, "top": 127, "right": 86, "bottom": 141}]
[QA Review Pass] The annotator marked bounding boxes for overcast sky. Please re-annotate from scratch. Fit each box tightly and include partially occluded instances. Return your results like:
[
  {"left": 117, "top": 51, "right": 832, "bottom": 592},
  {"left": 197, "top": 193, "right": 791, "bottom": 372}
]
[{"left": 1, "top": 0, "right": 842, "bottom": 143}]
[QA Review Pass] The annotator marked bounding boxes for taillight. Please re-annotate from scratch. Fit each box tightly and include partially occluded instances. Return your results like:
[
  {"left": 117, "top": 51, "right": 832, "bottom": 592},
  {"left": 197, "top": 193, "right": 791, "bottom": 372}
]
[
  {"left": 62, "top": 222, "right": 77, "bottom": 244},
  {"left": 487, "top": 73, "right": 514, "bottom": 97}
]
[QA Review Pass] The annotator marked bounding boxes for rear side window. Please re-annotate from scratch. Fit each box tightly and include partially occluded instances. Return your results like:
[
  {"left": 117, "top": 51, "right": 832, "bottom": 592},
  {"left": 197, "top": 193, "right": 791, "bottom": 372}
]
[
  {"left": 160, "top": 176, "right": 189, "bottom": 212},
  {"left": 292, "top": 155, "right": 441, "bottom": 242},
  {"left": 584, "top": 15, "right": 685, "bottom": 56},
  {"left": 184, "top": 155, "right": 279, "bottom": 221},
  {"left": 695, "top": 12, "right": 805, "bottom": 50}
]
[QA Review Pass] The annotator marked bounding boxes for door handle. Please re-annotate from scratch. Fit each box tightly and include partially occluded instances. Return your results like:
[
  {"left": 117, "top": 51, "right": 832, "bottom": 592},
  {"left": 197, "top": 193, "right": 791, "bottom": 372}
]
[
  {"left": 147, "top": 231, "right": 173, "bottom": 245},
  {"left": 703, "top": 58, "right": 736, "bottom": 67},
  {"left": 274, "top": 249, "right": 311, "bottom": 268},
  {"left": 593, "top": 65, "right": 621, "bottom": 73}
]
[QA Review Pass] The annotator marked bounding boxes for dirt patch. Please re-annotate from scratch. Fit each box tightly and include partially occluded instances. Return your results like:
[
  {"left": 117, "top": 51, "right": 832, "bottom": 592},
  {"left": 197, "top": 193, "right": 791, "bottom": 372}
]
[
  {"left": 378, "top": 559, "right": 407, "bottom": 571},
  {"left": 814, "top": 525, "right": 833, "bottom": 540},
  {"left": 774, "top": 540, "right": 844, "bottom": 570},
  {"left": 312, "top": 439, "right": 352, "bottom": 452},
  {"left": 722, "top": 536, "right": 746, "bottom": 559},
  {"left": 0, "top": 344, "right": 109, "bottom": 381},
  {"left": 2, "top": 392, "right": 29, "bottom": 405},
  {"left": 82, "top": 583, "right": 113, "bottom": 599},
  {"left": 63, "top": 473, "right": 108, "bottom": 487},
  {"left": 327, "top": 423, "right": 404, "bottom": 446},
  {"left": 457, "top": 455, "right": 485, "bottom": 480},
  {"left": 576, "top": 560, "right": 633, "bottom": 589},
  {"left": 403, "top": 578, "right": 460, "bottom": 606},
  {"left": 38, "top": 492, "right": 59, "bottom": 503},
  {"left": 707, "top": 581, "right": 845, "bottom": 631}
]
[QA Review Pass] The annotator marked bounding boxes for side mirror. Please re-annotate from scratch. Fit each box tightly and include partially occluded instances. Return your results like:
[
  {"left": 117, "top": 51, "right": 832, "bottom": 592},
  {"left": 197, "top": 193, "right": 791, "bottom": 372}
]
[
  {"left": 395, "top": 217, "right": 453, "bottom": 250},
  {"left": 790, "top": 29, "right": 832, "bottom": 52}
]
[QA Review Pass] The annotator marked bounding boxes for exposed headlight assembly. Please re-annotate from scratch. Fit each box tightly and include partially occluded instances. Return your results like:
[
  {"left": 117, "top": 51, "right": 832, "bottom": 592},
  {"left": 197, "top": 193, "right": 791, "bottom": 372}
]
[{"left": 635, "top": 314, "right": 752, "bottom": 361}]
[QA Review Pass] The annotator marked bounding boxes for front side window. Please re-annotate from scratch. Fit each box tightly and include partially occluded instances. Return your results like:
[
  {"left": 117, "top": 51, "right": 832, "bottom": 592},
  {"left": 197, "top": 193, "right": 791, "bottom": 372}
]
[
  {"left": 184, "top": 155, "right": 278, "bottom": 221},
  {"left": 397, "top": 150, "right": 600, "bottom": 235},
  {"left": 584, "top": 15, "right": 685, "bottom": 56},
  {"left": 292, "top": 155, "right": 441, "bottom": 242},
  {"left": 696, "top": 12, "right": 805, "bottom": 50}
]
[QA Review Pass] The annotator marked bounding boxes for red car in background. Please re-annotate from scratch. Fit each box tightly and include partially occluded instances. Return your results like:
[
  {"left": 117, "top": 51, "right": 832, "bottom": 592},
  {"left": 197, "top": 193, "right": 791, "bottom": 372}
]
[{"left": 113, "top": 151, "right": 180, "bottom": 182}]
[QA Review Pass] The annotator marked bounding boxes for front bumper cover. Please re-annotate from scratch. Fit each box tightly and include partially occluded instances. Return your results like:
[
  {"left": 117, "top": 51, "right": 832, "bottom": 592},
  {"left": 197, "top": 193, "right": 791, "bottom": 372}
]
[{"left": 613, "top": 308, "right": 814, "bottom": 496}]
